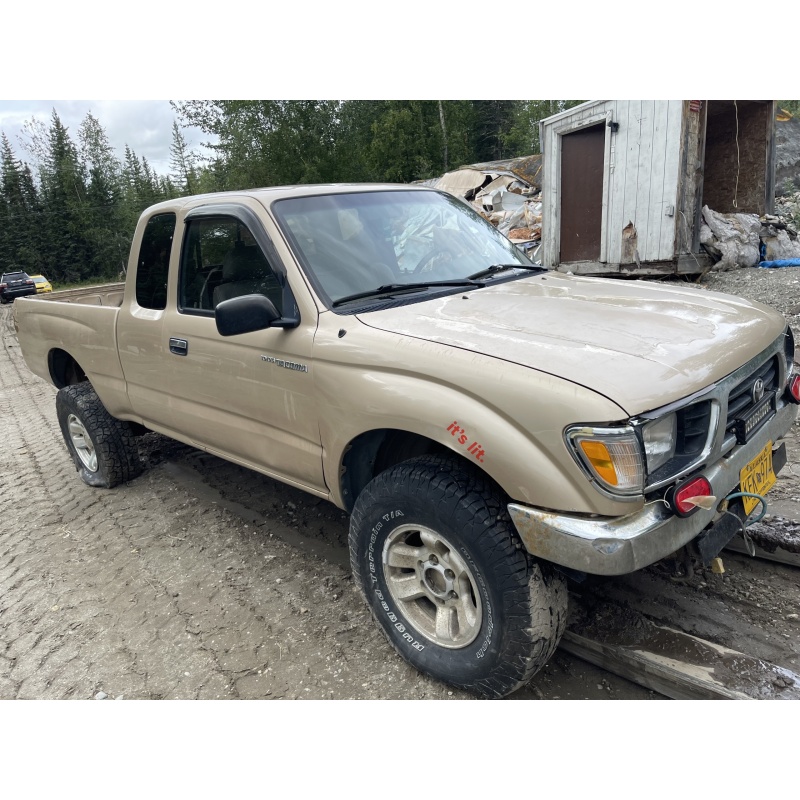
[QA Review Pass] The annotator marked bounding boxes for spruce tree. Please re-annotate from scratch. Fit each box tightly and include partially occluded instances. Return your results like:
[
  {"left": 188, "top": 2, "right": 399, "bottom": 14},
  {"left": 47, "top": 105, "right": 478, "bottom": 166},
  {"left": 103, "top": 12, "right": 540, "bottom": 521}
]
[
  {"left": 38, "top": 110, "right": 92, "bottom": 283},
  {"left": 1, "top": 132, "right": 43, "bottom": 275}
]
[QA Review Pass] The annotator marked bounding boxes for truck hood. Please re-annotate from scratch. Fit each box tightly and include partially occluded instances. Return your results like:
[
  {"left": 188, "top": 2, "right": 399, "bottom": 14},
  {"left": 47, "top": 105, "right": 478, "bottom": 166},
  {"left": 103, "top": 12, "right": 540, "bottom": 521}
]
[{"left": 356, "top": 273, "right": 785, "bottom": 415}]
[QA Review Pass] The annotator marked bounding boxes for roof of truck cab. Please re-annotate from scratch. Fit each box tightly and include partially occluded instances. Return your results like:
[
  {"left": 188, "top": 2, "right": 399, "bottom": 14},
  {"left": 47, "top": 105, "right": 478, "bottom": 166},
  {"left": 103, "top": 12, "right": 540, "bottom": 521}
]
[{"left": 143, "top": 183, "right": 432, "bottom": 215}]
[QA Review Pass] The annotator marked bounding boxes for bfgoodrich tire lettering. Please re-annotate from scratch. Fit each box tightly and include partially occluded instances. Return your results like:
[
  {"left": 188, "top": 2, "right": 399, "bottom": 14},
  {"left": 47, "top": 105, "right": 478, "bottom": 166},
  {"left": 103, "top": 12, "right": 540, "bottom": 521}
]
[
  {"left": 349, "top": 455, "right": 567, "bottom": 698},
  {"left": 55, "top": 382, "right": 143, "bottom": 488}
]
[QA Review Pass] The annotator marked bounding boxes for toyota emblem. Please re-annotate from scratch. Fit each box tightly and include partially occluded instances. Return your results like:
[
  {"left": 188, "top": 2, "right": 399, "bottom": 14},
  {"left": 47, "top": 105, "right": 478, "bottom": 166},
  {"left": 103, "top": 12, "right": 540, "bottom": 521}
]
[{"left": 752, "top": 378, "right": 765, "bottom": 404}]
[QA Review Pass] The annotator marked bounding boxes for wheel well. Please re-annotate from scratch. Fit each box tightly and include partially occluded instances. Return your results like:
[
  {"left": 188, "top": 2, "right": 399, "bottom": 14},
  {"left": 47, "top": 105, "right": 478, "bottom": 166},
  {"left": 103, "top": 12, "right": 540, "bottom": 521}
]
[
  {"left": 49, "top": 349, "right": 86, "bottom": 388},
  {"left": 340, "top": 429, "right": 488, "bottom": 512}
]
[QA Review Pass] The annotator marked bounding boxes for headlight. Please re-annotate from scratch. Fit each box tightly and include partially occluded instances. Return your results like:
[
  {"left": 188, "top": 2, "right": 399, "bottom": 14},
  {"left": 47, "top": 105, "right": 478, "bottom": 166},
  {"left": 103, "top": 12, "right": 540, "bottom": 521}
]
[
  {"left": 566, "top": 426, "right": 644, "bottom": 496},
  {"left": 642, "top": 413, "right": 677, "bottom": 474},
  {"left": 784, "top": 325, "right": 795, "bottom": 377}
]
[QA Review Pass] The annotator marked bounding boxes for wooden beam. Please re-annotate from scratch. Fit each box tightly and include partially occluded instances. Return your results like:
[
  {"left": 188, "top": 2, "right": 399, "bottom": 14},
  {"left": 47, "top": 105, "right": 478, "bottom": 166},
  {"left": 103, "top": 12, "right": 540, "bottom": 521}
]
[
  {"left": 725, "top": 535, "right": 800, "bottom": 569},
  {"left": 560, "top": 631, "right": 748, "bottom": 699},
  {"left": 562, "top": 601, "right": 800, "bottom": 700}
]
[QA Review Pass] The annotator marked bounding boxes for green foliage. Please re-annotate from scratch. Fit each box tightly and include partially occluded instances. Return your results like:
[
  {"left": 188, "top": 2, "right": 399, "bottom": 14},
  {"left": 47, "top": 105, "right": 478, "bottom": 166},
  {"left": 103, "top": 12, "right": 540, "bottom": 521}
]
[
  {"left": 169, "top": 121, "right": 199, "bottom": 194},
  {"left": 1, "top": 132, "right": 43, "bottom": 275},
  {"left": 171, "top": 100, "right": 545, "bottom": 190},
  {"left": 366, "top": 102, "right": 439, "bottom": 182},
  {"left": 38, "top": 110, "right": 93, "bottom": 283},
  {"left": 505, "top": 100, "right": 586, "bottom": 155}
]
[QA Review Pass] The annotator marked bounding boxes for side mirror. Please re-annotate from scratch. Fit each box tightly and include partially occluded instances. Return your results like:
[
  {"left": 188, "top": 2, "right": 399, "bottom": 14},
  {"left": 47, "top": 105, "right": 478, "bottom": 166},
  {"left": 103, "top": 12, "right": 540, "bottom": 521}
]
[{"left": 215, "top": 294, "right": 282, "bottom": 336}]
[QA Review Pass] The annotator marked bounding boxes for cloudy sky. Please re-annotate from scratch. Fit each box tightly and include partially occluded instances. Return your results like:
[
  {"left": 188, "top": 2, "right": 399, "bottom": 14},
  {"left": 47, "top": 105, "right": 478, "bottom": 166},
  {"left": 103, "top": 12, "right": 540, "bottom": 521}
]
[{"left": 0, "top": 100, "right": 212, "bottom": 177}]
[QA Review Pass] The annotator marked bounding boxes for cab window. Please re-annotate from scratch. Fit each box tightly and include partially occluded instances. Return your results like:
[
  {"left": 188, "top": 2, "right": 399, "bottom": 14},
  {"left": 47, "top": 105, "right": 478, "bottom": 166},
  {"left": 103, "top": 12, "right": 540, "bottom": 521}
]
[
  {"left": 179, "top": 216, "right": 282, "bottom": 315},
  {"left": 135, "top": 213, "right": 175, "bottom": 310}
]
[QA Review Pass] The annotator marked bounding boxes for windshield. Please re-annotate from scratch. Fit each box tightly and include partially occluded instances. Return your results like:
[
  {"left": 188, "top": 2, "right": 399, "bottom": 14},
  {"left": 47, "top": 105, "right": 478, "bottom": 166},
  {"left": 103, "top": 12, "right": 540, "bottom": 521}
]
[{"left": 272, "top": 190, "right": 536, "bottom": 308}]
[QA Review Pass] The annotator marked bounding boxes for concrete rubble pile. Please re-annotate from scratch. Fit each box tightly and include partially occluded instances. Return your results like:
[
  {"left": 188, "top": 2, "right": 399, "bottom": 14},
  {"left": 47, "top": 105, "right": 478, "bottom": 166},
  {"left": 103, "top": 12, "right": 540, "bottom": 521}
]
[{"left": 700, "top": 202, "right": 800, "bottom": 271}]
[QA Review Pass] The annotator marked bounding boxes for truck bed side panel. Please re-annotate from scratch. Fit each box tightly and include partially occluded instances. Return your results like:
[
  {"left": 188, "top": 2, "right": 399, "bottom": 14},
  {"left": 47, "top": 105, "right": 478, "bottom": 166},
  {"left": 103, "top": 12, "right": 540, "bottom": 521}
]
[{"left": 15, "top": 296, "right": 130, "bottom": 418}]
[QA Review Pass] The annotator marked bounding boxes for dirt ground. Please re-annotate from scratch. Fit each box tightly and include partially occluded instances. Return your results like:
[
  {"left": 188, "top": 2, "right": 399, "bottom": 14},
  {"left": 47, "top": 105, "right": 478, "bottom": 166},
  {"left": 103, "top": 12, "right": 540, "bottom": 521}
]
[{"left": 2, "top": 267, "right": 799, "bottom": 701}]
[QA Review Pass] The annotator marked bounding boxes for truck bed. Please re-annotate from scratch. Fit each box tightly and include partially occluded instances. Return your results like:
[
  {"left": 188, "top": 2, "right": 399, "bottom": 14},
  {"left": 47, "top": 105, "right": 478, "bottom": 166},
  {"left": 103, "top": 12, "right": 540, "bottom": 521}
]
[{"left": 28, "top": 282, "right": 126, "bottom": 307}]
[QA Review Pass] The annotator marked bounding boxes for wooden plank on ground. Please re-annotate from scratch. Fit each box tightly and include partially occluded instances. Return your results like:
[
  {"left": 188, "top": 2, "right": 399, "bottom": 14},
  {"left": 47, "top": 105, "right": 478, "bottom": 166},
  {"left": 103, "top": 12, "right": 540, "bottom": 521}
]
[
  {"left": 724, "top": 536, "right": 800, "bottom": 569},
  {"left": 562, "top": 600, "right": 800, "bottom": 700}
]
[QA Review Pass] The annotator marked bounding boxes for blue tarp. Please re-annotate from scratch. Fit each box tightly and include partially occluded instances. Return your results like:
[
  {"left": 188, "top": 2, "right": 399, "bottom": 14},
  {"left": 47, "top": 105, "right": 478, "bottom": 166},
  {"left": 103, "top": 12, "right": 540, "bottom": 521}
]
[{"left": 758, "top": 259, "right": 800, "bottom": 268}]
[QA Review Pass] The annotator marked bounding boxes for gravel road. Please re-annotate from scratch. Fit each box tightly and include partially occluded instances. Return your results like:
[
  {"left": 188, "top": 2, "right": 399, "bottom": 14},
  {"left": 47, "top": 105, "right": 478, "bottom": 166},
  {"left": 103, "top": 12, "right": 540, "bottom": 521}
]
[{"left": 2, "top": 267, "right": 799, "bottom": 700}]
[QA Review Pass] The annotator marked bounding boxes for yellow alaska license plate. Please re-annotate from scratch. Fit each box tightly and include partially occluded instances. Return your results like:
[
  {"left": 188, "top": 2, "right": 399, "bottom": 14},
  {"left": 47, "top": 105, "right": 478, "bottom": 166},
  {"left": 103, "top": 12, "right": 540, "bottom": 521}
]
[{"left": 739, "top": 440, "right": 776, "bottom": 516}]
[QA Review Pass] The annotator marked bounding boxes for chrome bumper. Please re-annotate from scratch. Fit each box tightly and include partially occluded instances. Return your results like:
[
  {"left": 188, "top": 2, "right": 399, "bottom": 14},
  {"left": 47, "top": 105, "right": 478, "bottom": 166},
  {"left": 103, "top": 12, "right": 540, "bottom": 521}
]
[{"left": 508, "top": 402, "right": 797, "bottom": 576}]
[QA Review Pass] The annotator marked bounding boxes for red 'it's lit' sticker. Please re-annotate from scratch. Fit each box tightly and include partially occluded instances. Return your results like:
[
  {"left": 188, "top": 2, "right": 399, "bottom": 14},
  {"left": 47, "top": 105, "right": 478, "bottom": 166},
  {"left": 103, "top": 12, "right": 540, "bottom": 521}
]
[{"left": 445, "top": 421, "right": 486, "bottom": 463}]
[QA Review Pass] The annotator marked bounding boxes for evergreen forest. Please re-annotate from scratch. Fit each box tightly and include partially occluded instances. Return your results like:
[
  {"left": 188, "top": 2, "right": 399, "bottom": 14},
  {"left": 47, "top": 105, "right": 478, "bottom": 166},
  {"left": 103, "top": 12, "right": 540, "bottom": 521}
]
[{"left": 0, "top": 100, "right": 587, "bottom": 285}]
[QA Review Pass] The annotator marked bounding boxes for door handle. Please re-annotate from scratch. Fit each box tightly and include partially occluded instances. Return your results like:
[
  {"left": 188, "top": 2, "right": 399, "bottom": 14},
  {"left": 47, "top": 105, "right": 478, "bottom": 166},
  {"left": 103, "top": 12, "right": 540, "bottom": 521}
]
[{"left": 169, "top": 337, "right": 188, "bottom": 356}]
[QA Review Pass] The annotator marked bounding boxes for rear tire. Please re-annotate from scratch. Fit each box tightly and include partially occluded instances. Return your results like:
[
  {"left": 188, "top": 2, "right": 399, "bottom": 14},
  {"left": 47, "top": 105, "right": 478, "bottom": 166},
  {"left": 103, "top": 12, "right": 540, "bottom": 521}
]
[
  {"left": 55, "top": 383, "right": 143, "bottom": 488},
  {"left": 349, "top": 455, "right": 567, "bottom": 698}
]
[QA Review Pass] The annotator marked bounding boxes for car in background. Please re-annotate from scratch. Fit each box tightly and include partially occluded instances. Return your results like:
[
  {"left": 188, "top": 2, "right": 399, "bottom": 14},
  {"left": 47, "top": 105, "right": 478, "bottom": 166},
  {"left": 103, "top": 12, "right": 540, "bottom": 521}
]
[
  {"left": 0, "top": 271, "right": 37, "bottom": 303},
  {"left": 30, "top": 274, "right": 53, "bottom": 294}
]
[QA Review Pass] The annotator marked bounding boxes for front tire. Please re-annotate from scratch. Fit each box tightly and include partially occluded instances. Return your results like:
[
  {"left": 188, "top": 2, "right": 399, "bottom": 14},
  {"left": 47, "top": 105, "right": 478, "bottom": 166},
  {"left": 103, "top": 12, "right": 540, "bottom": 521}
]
[
  {"left": 349, "top": 455, "right": 567, "bottom": 698},
  {"left": 55, "top": 383, "right": 143, "bottom": 488}
]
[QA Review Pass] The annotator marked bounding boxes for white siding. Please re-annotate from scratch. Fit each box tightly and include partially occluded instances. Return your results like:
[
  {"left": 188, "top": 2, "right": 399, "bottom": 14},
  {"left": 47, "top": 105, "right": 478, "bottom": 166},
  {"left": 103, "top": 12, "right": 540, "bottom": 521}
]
[{"left": 542, "top": 100, "right": 684, "bottom": 267}]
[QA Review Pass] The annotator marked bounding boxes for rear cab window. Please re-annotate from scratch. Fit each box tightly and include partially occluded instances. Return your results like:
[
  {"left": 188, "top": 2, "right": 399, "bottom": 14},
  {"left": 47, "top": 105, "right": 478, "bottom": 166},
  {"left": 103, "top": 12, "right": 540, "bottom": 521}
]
[{"left": 135, "top": 213, "right": 176, "bottom": 310}]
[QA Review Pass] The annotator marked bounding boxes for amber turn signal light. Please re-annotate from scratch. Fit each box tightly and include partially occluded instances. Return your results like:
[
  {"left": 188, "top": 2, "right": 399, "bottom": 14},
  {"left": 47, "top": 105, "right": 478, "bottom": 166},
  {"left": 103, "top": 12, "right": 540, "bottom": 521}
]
[{"left": 579, "top": 440, "right": 618, "bottom": 486}]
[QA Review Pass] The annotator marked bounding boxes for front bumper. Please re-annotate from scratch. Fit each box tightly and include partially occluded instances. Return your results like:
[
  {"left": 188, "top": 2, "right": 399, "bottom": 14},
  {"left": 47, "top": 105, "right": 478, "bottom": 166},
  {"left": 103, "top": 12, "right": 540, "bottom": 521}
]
[{"left": 508, "top": 401, "right": 796, "bottom": 575}]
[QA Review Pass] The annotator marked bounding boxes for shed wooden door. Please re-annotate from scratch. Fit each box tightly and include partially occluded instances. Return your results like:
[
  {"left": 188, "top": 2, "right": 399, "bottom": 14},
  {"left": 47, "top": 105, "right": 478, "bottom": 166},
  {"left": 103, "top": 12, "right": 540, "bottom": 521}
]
[{"left": 559, "top": 123, "right": 605, "bottom": 263}]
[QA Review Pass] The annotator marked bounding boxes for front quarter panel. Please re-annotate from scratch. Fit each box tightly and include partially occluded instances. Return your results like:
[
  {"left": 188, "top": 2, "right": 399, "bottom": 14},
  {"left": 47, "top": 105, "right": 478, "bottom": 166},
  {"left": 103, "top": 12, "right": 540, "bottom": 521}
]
[{"left": 313, "top": 312, "right": 635, "bottom": 516}]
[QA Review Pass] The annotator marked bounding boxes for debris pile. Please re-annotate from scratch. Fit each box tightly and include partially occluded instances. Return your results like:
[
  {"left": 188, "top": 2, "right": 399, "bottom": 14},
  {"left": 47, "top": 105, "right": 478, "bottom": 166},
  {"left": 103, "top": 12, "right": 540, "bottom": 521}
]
[
  {"left": 424, "top": 155, "right": 544, "bottom": 256},
  {"left": 775, "top": 191, "right": 800, "bottom": 230},
  {"left": 760, "top": 200, "right": 800, "bottom": 265},
  {"left": 700, "top": 202, "right": 800, "bottom": 270},
  {"left": 699, "top": 207, "right": 762, "bottom": 270},
  {"left": 485, "top": 188, "right": 542, "bottom": 238}
]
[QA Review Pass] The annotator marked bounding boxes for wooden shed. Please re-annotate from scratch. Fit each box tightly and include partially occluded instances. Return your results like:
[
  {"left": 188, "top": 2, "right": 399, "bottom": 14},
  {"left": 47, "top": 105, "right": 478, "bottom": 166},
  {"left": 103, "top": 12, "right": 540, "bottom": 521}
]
[{"left": 539, "top": 100, "right": 777, "bottom": 275}]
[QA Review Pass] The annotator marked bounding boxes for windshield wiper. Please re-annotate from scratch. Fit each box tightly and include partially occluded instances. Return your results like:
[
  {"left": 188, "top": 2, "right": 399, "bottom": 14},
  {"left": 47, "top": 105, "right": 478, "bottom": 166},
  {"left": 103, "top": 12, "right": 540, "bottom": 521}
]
[
  {"left": 331, "top": 280, "right": 484, "bottom": 308},
  {"left": 467, "top": 263, "right": 547, "bottom": 281}
]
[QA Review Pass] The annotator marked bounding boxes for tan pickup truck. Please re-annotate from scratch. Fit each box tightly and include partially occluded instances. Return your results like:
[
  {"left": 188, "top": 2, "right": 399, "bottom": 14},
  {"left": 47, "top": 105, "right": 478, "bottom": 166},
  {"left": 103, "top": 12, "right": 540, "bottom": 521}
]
[{"left": 15, "top": 184, "right": 800, "bottom": 697}]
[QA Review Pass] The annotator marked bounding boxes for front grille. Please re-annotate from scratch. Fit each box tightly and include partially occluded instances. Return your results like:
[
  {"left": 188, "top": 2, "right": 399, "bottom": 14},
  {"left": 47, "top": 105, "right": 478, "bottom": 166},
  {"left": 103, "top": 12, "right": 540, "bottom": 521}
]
[
  {"left": 725, "top": 356, "right": 778, "bottom": 442},
  {"left": 643, "top": 336, "right": 788, "bottom": 494},
  {"left": 678, "top": 401, "right": 712, "bottom": 455}
]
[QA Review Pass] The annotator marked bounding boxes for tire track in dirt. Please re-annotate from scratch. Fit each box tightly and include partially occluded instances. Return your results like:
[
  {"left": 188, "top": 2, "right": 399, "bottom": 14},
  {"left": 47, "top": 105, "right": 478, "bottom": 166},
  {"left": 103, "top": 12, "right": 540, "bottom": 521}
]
[{"left": 0, "top": 307, "right": 464, "bottom": 698}]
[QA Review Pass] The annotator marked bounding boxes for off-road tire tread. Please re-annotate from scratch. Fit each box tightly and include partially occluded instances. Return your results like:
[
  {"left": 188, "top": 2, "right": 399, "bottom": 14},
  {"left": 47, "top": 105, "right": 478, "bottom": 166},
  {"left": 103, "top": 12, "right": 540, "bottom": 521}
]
[
  {"left": 55, "top": 382, "right": 143, "bottom": 488},
  {"left": 349, "top": 454, "right": 568, "bottom": 698}
]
